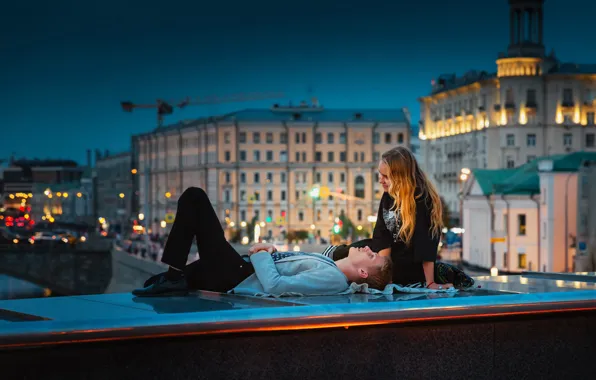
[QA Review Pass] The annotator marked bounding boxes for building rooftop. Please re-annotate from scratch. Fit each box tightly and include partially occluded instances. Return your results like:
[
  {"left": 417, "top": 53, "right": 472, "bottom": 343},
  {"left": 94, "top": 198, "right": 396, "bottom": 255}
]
[
  {"left": 146, "top": 107, "right": 411, "bottom": 135},
  {"left": 471, "top": 152, "right": 596, "bottom": 196}
]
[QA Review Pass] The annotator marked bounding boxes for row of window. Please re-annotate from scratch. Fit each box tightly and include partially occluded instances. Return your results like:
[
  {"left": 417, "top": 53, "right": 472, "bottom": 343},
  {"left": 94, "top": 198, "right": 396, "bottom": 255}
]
[
  {"left": 431, "top": 89, "right": 596, "bottom": 119},
  {"left": 230, "top": 208, "right": 367, "bottom": 223},
  {"left": 224, "top": 171, "right": 379, "bottom": 188},
  {"left": 227, "top": 131, "right": 405, "bottom": 145},
  {"left": 226, "top": 150, "right": 383, "bottom": 163},
  {"left": 506, "top": 132, "right": 596, "bottom": 148}
]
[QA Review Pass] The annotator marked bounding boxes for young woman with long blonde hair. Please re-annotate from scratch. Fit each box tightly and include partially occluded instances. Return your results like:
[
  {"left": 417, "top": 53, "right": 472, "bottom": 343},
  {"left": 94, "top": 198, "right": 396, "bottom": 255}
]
[{"left": 373, "top": 146, "right": 453, "bottom": 290}]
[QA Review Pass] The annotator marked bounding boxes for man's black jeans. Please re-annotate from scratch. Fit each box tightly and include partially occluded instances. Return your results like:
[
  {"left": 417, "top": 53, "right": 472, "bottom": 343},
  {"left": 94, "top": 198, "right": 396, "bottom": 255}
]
[{"left": 162, "top": 187, "right": 253, "bottom": 292}]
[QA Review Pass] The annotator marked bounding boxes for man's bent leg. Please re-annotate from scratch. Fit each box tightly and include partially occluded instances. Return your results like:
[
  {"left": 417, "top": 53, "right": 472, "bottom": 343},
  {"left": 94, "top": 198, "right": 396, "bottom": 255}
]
[{"left": 134, "top": 187, "right": 245, "bottom": 296}]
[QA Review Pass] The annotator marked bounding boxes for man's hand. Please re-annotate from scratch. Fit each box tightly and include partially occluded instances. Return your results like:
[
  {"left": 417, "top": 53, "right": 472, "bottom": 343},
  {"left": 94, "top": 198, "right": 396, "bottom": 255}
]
[
  {"left": 427, "top": 282, "right": 454, "bottom": 290},
  {"left": 248, "top": 243, "right": 277, "bottom": 256}
]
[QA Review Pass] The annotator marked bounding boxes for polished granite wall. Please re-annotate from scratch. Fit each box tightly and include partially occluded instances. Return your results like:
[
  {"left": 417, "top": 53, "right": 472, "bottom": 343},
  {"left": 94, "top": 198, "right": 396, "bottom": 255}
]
[{"left": 4, "top": 311, "right": 595, "bottom": 380}]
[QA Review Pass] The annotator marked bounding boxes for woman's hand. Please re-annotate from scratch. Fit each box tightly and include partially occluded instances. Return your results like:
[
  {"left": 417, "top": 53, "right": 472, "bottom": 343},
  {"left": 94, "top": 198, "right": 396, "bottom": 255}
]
[
  {"left": 427, "top": 282, "right": 454, "bottom": 290},
  {"left": 248, "top": 243, "right": 277, "bottom": 255}
]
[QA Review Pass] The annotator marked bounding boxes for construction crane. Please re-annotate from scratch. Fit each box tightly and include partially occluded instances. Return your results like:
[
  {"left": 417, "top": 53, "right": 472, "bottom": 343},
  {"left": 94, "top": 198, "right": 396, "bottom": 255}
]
[{"left": 121, "top": 92, "right": 285, "bottom": 127}]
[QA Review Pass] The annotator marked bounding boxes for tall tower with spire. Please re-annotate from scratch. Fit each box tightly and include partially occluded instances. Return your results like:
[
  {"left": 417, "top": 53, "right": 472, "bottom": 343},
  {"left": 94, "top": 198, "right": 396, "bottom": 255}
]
[{"left": 506, "top": 0, "right": 545, "bottom": 58}]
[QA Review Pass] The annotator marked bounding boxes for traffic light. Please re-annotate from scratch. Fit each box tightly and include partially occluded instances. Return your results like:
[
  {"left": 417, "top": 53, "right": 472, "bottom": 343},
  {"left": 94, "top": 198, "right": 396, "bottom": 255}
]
[
  {"left": 333, "top": 224, "right": 340, "bottom": 234},
  {"left": 266, "top": 216, "right": 272, "bottom": 223}
]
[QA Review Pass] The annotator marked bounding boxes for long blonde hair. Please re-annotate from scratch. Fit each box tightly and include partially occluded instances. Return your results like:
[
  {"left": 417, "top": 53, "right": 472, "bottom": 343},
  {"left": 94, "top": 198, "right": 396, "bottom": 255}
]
[{"left": 381, "top": 146, "right": 443, "bottom": 245}]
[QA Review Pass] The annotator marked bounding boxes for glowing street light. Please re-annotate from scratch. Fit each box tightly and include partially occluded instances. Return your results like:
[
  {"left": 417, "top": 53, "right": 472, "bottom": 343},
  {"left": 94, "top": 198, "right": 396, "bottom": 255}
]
[
  {"left": 119, "top": 193, "right": 125, "bottom": 198},
  {"left": 165, "top": 192, "right": 172, "bottom": 198}
]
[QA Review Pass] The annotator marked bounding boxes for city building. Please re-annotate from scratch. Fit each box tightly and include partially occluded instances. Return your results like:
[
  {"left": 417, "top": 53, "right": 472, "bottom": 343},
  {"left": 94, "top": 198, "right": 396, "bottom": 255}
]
[
  {"left": 461, "top": 151, "right": 596, "bottom": 274},
  {"left": 1, "top": 159, "right": 94, "bottom": 226},
  {"left": 419, "top": 0, "right": 596, "bottom": 225},
  {"left": 131, "top": 102, "right": 411, "bottom": 240},
  {"left": 575, "top": 159, "right": 596, "bottom": 270},
  {"left": 95, "top": 151, "right": 133, "bottom": 232}
]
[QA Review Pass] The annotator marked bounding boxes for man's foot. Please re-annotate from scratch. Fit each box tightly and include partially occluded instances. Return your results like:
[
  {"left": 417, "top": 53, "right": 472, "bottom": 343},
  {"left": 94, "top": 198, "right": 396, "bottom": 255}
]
[{"left": 132, "top": 273, "right": 189, "bottom": 297}]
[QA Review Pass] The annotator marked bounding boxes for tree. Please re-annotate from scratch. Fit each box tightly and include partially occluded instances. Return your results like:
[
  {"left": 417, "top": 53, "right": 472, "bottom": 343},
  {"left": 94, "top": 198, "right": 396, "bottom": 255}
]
[{"left": 441, "top": 196, "right": 452, "bottom": 229}]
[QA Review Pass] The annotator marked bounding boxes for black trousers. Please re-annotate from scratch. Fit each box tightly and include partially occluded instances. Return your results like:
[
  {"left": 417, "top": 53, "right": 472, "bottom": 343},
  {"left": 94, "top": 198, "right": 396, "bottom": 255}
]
[{"left": 161, "top": 187, "right": 254, "bottom": 292}]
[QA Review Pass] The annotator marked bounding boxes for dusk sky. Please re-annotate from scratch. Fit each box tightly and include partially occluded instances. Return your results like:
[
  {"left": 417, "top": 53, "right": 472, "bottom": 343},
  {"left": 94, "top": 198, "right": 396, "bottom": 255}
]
[{"left": 2, "top": 0, "right": 595, "bottom": 164}]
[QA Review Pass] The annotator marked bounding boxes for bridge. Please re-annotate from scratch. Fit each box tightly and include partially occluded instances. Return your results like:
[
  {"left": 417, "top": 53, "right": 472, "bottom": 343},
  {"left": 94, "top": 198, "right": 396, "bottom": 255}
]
[{"left": 0, "top": 246, "right": 595, "bottom": 379}]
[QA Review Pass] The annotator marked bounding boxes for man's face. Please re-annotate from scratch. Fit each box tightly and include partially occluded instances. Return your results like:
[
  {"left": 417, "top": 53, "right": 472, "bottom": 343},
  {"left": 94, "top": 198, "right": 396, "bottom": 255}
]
[
  {"left": 348, "top": 246, "right": 384, "bottom": 278},
  {"left": 378, "top": 161, "right": 391, "bottom": 192}
]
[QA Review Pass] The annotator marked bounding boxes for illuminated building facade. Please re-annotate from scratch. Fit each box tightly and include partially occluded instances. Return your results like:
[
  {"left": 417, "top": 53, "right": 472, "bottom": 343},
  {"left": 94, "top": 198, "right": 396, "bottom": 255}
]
[
  {"left": 419, "top": 0, "right": 596, "bottom": 224},
  {"left": 132, "top": 103, "right": 411, "bottom": 240}
]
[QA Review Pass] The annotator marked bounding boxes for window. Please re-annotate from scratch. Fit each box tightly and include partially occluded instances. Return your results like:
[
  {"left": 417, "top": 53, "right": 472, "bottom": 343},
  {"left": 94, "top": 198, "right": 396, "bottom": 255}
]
[
  {"left": 266, "top": 151, "right": 273, "bottom": 161},
  {"left": 295, "top": 133, "right": 300, "bottom": 144},
  {"left": 315, "top": 172, "right": 321, "bottom": 183},
  {"left": 225, "top": 172, "right": 230, "bottom": 184},
  {"left": 518, "top": 214, "right": 527, "bottom": 235},
  {"left": 586, "top": 133, "right": 595, "bottom": 148},
  {"left": 267, "top": 190, "right": 272, "bottom": 201},
  {"left": 281, "top": 190, "right": 286, "bottom": 201},
  {"left": 563, "top": 133, "right": 572, "bottom": 146},
  {"left": 373, "top": 152, "right": 380, "bottom": 161},
  {"left": 385, "top": 133, "right": 391, "bottom": 144},
  {"left": 253, "top": 132, "right": 260, "bottom": 144},
  {"left": 240, "top": 210, "right": 246, "bottom": 221},
  {"left": 239, "top": 132, "right": 246, "bottom": 143},
  {"left": 280, "top": 151, "right": 287, "bottom": 162},
  {"left": 280, "top": 133, "right": 287, "bottom": 144},
  {"left": 340, "top": 173, "right": 345, "bottom": 182},
  {"left": 254, "top": 192, "right": 260, "bottom": 202},
  {"left": 295, "top": 191, "right": 300, "bottom": 200},
  {"left": 526, "top": 134, "right": 536, "bottom": 147},
  {"left": 587, "top": 112, "right": 595, "bottom": 125},
  {"left": 373, "top": 133, "right": 380, "bottom": 144},
  {"left": 239, "top": 151, "right": 246, "bottom": 161},
  {"left": 518, "top": 253, "right": 527, "bottom": 269},
  {"left": 254, "top": 173, "right": 260, "bottom": 183},
  {"left": 397, "top": 133, "right": 404, "bottom": 144},
  {"left": 266, "top": 172, "right": 273, "bottom": 183},
  {"left": 360, "top": 152, "right": 365, "bottom": 162},
  {"left": 526, "top": 89, "right": 536, "bottom": 105},
  {"left": 327, "top": 133, "right": 334, "bottom": 144},
  {"left": 506, "top": 156, "right": 515, "bottom": 168},
  {"left": 224, "top": 151, "right": 231, "bottom": 161},
  {"left": 328, "top": 173, "right": 334, "bottom": 183},
  {"left": 563, "top": 88, "right": 573, "bottom": 104},
  {"left": 295, "top": 152, "right": 300, "bottom": 162},
  {"left": 240, "top": 172, "right": 246, "bottom": 183},
  {"left": 266, "top": 132, "right": 273, "bottom": 144},
  {"left": 327, "top": 152, "right": 334, "bottom": 162},
  {"left": 317, "top": 209, "right": 321, "bottom": 221},
  {"left": 339, "top": 152, "right": 346, "bottom": 162},
  {"left": 340, "top": 133, "right": 346, "bottom": 144},
  {"left": 281, "top": 172, "right": 286, "bottom": 183},
  {"left": 506, "top": 134, "right": 515, "bottom": 146},
  {"left": 224, "top": 190, "right": 230, "bottom": 203},
  {"left": 315, "top": 133, "right": 322, "bottom": 143},
  {"left": 315, "top": 152, "right": 322, "bottom": 162},
  {"left": 224, "top": 132, "right": 231, "bottom": 144},
  {"left": 240, "top": 191, "right": 246, "bottom": 201},
  {"left": 357, "top": 209, "right": 362, "bottom": 221},
  {"left": 354, "top": 175, "right": 365, "bottom": 198},
  {"left": 505, "top": 88, "right": 514, "bottom": 104},
  {"left": 254, "top": 209, "right": 260, "bottom": 219},
  {"left": 353, "top": 152, "right": 358, "bottom": 162},
  {"left": 253, "top": 151, "right": 260, "bottom": 161},
  {"left": 503, "top": 252, "right": 508, "bottom": 268},
  {"left": 300, "top": 133, "right": 306, "bottom": 143},
  {"left": 302, "top": 152, "right": 306, "bottom": 162}
]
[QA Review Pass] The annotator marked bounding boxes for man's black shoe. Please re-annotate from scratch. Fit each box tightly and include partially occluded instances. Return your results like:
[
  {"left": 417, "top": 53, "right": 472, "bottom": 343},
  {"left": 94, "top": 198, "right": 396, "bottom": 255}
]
[{"left": 132, "top": 274, "right": 189, "bottom": 297}]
